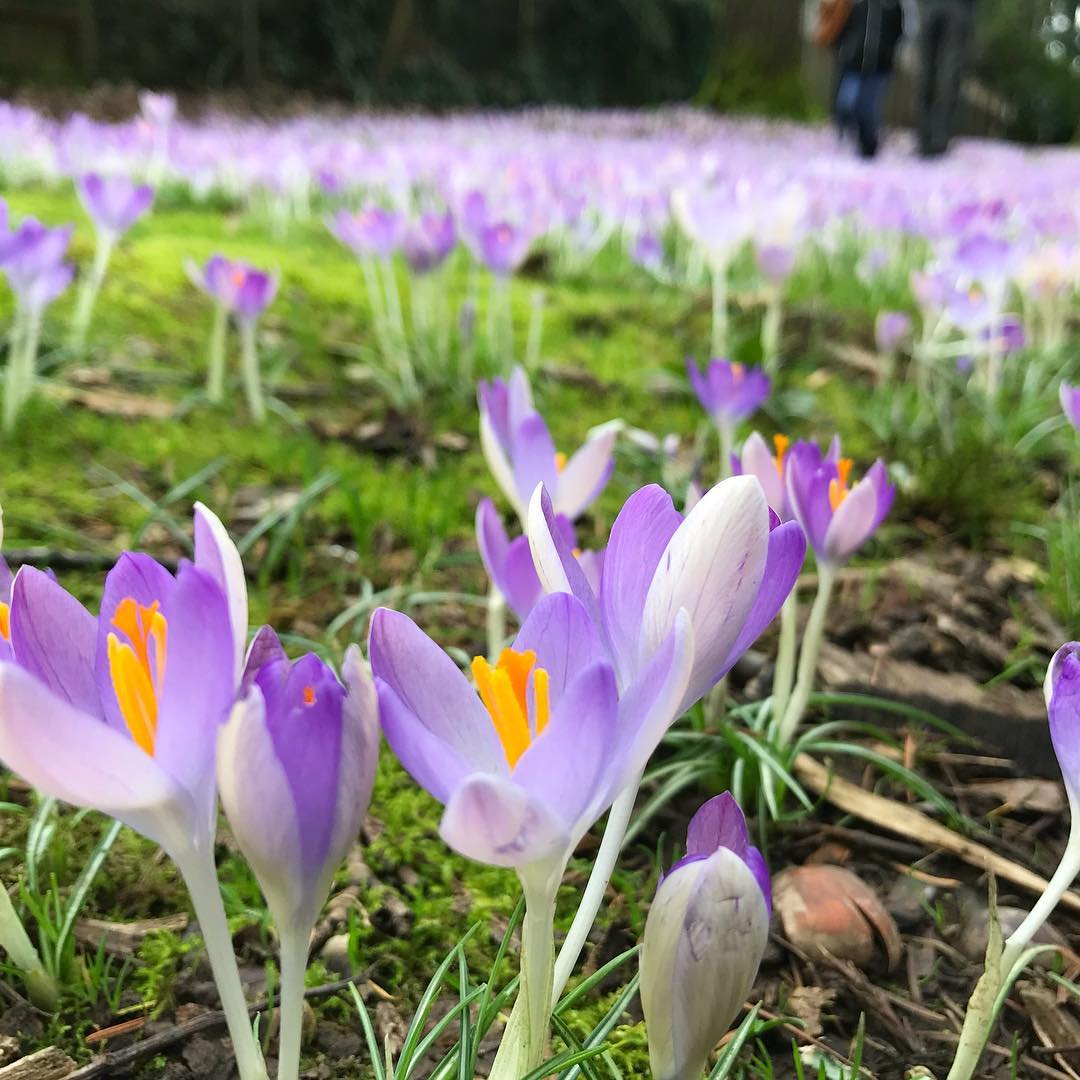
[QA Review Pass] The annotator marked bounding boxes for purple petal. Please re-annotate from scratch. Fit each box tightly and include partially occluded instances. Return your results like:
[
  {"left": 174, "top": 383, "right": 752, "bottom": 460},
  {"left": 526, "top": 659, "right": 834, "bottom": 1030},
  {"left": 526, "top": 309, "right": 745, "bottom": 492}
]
[
  {"left": 511, "top": 414, "right": 559, "bottom": 515},
  {"left": 241, "top": 624, "right": 288, "bottom": 691},
  {"left": 686, "top": 792, "right": 751, "bottom": 860},
  {"left": 368, "top": 607, "right": 505, "bottom": 776},
  {"left": 440, "top": 773, "right": 570, "bottom": 868},
  {"left": 511, "top": 662, "right": 619, "bottom": 831},
  {"left": 554, "top": 430, "right": 616, "bottom": 520},
  {"left": 1047, "top": 643, "right": 1080, "bottom": 795},
  {"left": 600, "top": 484, "right": 682, "bottom": 688},
  {"left": 512, "top": 592, "right": 606, "bottom": 707},
  {"left": 193, "top": 503, "right": 247, "bottom": 682},
  {"left": 10, "top": 567, "right": 101, "bottom": 717}
]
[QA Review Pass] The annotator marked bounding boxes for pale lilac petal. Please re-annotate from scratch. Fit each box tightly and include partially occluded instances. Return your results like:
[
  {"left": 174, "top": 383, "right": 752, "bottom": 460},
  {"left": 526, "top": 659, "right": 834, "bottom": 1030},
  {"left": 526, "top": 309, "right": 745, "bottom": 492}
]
[
  {"left": 641, "top": 476, "right": 769, "bottom": 708},
  {"left": 500, "top": 538, "right": 544, "bottom": 621},
  {"left": 511, "top": 662, "right": 618, "bottom": 832},
  {"left": 217, "top": 686, "right": 302, "bottom": 918},
  {"left": 0, "top": 663, "right": 183, "bottom": 841},
  {"left": 368, "top": 607, "right": 505, "bottom": 775},
  {"left": 738, "top": 432, "right": 786, "bottom": 515},
  {"left": 554, "top": 430, "right": 616, "bottom": 519},
  {"left": 600, "top": 485, "right": 682, "bottom": 688},
  {"left": 193, "top": 503, "right": 248, "bottom": 682},
  {"left": 717, "top": 519, "right": 805, "bottom": 677},
  {"left": 822, "top": 475, "right": 879, "bottom": 565},
  {"left": 526, "top": 485, "right": 601, "bottom": 622},
  {"left": 1047, "top": 643, "right": 1080, "bottom": 796},
  {"left": 511, "top": 414, "right": 558, "bottom": 516},
  {"left": 10, "top": 567, "right": 100, "bottom": 717},
  {"left": 154, "top": 563, "right": 235, "bottom": 823},
  {"left": 512, "top": 592, "right": 605, "bottom": 705},
  {"left": 241, "top": 624, "right": 288, "bottom": 690},
  {"left": 440, "top": 773, "right": 570, "bottom": 868},
  {"left": 613, "top": 609, "right": 694, "bottom": 787},
  {"left": 507, "top": 366, "right": 534, "bottom": 433},
  {"left": 479, "top": 410, "right": 519, "bottom": 516}
]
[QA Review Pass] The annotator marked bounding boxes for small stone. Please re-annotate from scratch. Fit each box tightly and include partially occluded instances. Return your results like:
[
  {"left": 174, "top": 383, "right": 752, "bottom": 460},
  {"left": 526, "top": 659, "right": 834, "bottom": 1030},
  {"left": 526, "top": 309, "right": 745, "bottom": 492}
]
[{"left": 320, "top": 933, "right": 352, "bottom": 976}]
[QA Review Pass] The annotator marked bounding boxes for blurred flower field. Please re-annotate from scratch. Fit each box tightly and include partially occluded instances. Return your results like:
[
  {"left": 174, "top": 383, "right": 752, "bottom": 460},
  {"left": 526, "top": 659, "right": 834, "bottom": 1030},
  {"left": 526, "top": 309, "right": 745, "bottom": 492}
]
[{"left": 0, "top": 99, "right": 1079, "bottom": 1080}]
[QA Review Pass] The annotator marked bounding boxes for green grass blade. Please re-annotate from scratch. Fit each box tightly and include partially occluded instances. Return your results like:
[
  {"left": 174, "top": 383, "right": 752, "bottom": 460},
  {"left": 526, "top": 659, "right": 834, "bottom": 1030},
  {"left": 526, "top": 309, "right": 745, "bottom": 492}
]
[
  {"left": 708, "top": 1002, "right": 763, "bottom": 1078},
  {"left": 349, "top": 982, "right": 387, "bottom": 1080},
  {"left": 554, "top": 945, "right": 638, "bottom": 1016}
]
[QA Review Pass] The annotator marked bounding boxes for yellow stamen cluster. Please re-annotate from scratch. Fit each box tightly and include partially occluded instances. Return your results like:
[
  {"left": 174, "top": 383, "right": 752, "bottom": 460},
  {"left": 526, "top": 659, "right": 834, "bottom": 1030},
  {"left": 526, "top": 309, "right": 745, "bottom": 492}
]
[
  {"left": 554, "top": 451, "right": 568, "bottom": 472},
  {"left": 772, "top": 433, "right": 790, "bottom": 476},
  {"left": 828, "top": 458, "right": 854, "bottom": 511},
  {"left": 107, "top": 597, "right": 168, "bottom": 756},
  {"left": 471, "top": 648, "right": 551, "bottom": 769}
]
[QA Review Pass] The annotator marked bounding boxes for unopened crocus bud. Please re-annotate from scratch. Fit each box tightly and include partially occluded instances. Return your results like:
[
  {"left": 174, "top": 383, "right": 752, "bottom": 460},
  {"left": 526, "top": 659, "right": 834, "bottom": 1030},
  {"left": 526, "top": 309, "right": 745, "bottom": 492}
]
[
  {"left": 875, "top": 310, "right": 911, "bottom": 355},
  {"left": 641, "top": 794, "right": 770, "bottom": 1080},
  {"left": 687, "top": 357, "right": 770, "bottom": 434},
  {"left": 218, "top": 636, "right": 379, "bottom": 930}
]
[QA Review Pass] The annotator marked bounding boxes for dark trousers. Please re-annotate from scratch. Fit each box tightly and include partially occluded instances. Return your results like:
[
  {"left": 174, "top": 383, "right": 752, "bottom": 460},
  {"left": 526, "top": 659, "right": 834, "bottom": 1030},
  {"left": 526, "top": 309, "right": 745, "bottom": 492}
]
[
  {"left": 835, "top": 71, "right": 891, "bottom": 158},
  {"left": 917, "top": 0, "right": 974, "bottom": 155}
]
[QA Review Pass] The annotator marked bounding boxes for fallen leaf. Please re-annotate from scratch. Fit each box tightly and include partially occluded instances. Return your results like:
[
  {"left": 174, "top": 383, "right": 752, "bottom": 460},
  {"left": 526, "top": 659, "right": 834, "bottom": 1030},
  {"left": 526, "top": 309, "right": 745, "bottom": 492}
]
[
  {"left": 964, "top": 778, "right": 1065, "bottom": 815},
  {"left": 45, "top": 385, "right": 175, "bottom": 420},
  {"left": 774, "top": 864, "right": 903, "bottom": 971},
  {"left": 784, "top": 986, "right": 836, "bottom": 1039},
  {"left": 74, "top": 913, "right": 189, "bottom": 957}
]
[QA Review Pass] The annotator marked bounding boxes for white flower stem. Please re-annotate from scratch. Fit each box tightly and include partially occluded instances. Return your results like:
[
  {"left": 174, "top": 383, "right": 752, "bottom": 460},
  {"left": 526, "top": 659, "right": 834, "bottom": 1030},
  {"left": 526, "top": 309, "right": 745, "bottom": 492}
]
[
  {"left": 176, "top": 847, "right": 268, "bottom": 1080},
  {"left": 4, "top": 306, "right": 26, "bottom": 435},
  {"left": 239, "top": 320, "right": 266, "bottom": 423},
  {"left": 718, "top": 422, "right": 734, "bottom": 480},
  {"left": 486, "top": 583, "right": 506, "bottom": 663},
  {"left": 489, "top": 863, "right": 560, "bottom": 1080},
  {"left": 947, "top": 810, "right": 1080, "bottom": 1080},
  {"left": 69, "top": 233, "right": 114, "bottom": 355},
  {"left": 551, "top": 780, "right": 639, "bottom": 1005},
  {"left": 761, "top": 290, "right": 783, "bottom": 374},
  {"left": 4, "top": 308, "right": 41, "bottom": 434},
  {"left": 770, "top": 591, "right": 799, "bottom": 737},
  {"left": 275, "top": 924, "right": 311, "bottom": 1080},
  {"left": 206, "top": 305, "right": 228, "bottom": 404},
  {"left": 711, "top": 263, "right": 728, "bottom": 358},
  {"left": 524, "top": 289, "right": 545, "bottom": 371},
  {"left": 776, "top": 564, "right": 836, "bottom": 748},
  {"left": 0, "top": 885, "right": 57, "bottom": 1011}
]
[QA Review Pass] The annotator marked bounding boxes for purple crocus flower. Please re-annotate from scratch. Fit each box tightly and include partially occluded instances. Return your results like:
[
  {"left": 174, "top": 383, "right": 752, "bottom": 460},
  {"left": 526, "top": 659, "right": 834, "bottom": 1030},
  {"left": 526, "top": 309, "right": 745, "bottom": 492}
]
[
  {"left": 528, "top": 475, "right": 806, "bottom": 710},
  {"left": 77, "top": 173, "right": 154, "bottom": 239},
  {"left": 731, "top": 431, "right": 792, "bottom": 520},
  {"left": 687, "top": 357, "right": 770, "bottom": 434},
  {"left": 1046, "top": 644, "right": 1080, "bottom": 804},
  {"left": 1061, "top": 383, "right": 1080, "bottom": 433},
  {"left": 640, "top": 793, "right": 770, "bottom": 1080},
  {"left": 875, "top": 310, "right": 912, "bottom": 354},
  {"left": 0, "top": 556, "right": 14, "bottom": 666},
  {"left": 138, "top": 90, "right": 177, "bottom": 127},
  {"left": 476, "top": 499, "right": 602, "bottom": 624},
  {"left": 327, "top": 206, "right": 403, "bottom": 261},
  {"left": 186, "top": 254, "right": 278, "bottom": 323},
  {"left": 0, "top": 504, "right": 246, "bottom": 849},
  {"left": 785, "top": 439, "right": 894, "bottom": 567},
  {"left": 755, "top": 243, "right": 797, "bottom": 286},
  {"left": 218, "top": 633, "right": 378, "bottom": 1080},
  {"left": 220, "top": 635, "right": 378, "bottom": 926},
  {"left": 401, "top": 211, "right": 456, "bottom": 274},
  {"left": 369, "top": 591, "right": 693, "bottom": 870},
  {"left": 478, "top": 366, "right": 616, "bottom": 526},
  {"left": 0, "top": 219, "right": 74, "bottom": 314},
  {"left": 478, "top": 221, "right": 532, "bottom": 277}
]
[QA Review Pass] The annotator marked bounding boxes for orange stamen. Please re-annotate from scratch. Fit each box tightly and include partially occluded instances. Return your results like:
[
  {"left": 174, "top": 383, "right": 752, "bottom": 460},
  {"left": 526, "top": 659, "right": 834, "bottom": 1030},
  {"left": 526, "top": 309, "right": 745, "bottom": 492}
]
[
  {"left": 554, "top": 451, "right": 568, "bottom": 472},
  {"left": 107, "top": 598, "right": 167, "bottom": 756},
  {"left": 828, "top": 457, "right": 855, "bottom": 511},
  {"left": 0, "top": 603, "right": 9, "bottom": 642},
  {"left": 471, "top": 648, "right": 551, "bottom": 768},
  {"left": 773, "top": 433, "right": 790, "bottom": 476},
  {"left": 303, "top": 685, "right": 317, "bottom": 706},
  {"left": 730, "top": 362, "right": 744, "bottom": 380},
  {"left": 230, "top": 268, "right": 246, "bottom": 287}
]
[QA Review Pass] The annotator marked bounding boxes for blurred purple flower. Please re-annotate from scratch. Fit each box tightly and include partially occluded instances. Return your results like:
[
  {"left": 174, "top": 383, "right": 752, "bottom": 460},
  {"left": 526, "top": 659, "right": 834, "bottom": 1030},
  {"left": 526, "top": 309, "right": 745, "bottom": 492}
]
[
  {"left": 1060, "top": 382, "right": 1080, "bottom": 433},
  {"left": 185, "top": 254, "right": 278, "bottom": 323},
  {"left": 687, "top": 357, "right": 770, "bottom": 433},
  {"left": 875, "top": 310, "right": 912, "bottom": 354},
  {"left": 0, "top": 219, "right": 74, "bottom": 314},
  {"left": 327, "top": 206, "right": 403, "bottom": 261},
  {"left": 401, "top": 211, "right": 456, "bottom": 274},
  {"left": 77, "top": 173, "right": 154, "bottom": 238}
]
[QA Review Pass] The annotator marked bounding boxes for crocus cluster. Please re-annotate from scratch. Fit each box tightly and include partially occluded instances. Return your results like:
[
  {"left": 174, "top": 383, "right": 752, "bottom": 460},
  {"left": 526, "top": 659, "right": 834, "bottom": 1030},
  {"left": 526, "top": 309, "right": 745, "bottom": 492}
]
[
  {"left": 0, "top": 504, "right": 378, "bottom": 1080},
  {"left": 186, "top": 253, "right": 279, "bottom": 420}
]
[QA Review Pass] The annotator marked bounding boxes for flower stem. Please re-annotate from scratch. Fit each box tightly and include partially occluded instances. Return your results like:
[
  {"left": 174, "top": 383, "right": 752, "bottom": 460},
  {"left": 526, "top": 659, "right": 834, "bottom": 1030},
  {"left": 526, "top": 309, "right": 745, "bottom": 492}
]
[
  {"left": 69, "top": 233, "right": 114, "bottom": 355},
  {"left": 486, "top": 583, "right": 506, "bottom": 663},
  {"left": 776, "top": 563, "right": 836, "bottom": 748},
  {"left": 711, "top": 263, "right": 728, "bottom": 358},
  {"left": 206, "top": 304, "right": 228, "bottom": 404},
  {"left": 275, "top": 924, "right": 311, "bottom": 1080},
  {"left": 761, "top": 290, "right": 783, "bottom": 374},
  {"left": 718, "top": 422, "right": 733, "bottom": 481},
  {"left": 4, "top": 308, "right": 41, "bottom": 435},
  {"left": 239, "top": 319, "right": 266, "bottom": 423},
  {"left": 770, "top": 592, "right": 798, "bottom": 736},
  {"left": 524, "top": 289, "right": 544, "bottom": 371},
  {"left": 175, "top": 847, "right": 268, "bottom": 1080},
  {"left": 489, "top": 863, "right": 560, "bottom": 1080},
  {"left": 551, "top": 780, "right": 638, "bottom": 1004}
]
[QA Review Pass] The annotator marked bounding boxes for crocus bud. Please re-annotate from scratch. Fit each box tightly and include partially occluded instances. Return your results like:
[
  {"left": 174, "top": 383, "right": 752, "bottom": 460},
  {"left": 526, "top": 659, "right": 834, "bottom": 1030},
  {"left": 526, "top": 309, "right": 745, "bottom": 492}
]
[
  {"left": 640, "top": 793, "right": 770, "bottom": 1080},
  {"left": 217, "top": 637, "right": 379, "bottom": 929},
  {"left": 1060, "top": 383, "right": 1080, "bottom": 434}
]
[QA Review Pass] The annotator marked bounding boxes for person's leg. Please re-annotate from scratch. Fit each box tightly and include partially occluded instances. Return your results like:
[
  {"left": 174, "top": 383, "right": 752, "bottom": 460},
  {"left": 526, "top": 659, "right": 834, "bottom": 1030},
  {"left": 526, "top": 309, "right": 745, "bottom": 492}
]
[
  {"left": 917, "top": 3, "right": 944, "bottom": 155},
  {"left": 855, "top": 73, "right": 889, "bottom": 158},
  {"left": 835, "top": 71, "right": 861, "bottom": 143},
  {"left": 934, "top": 1, "right": 974, "bottom": 153}
]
